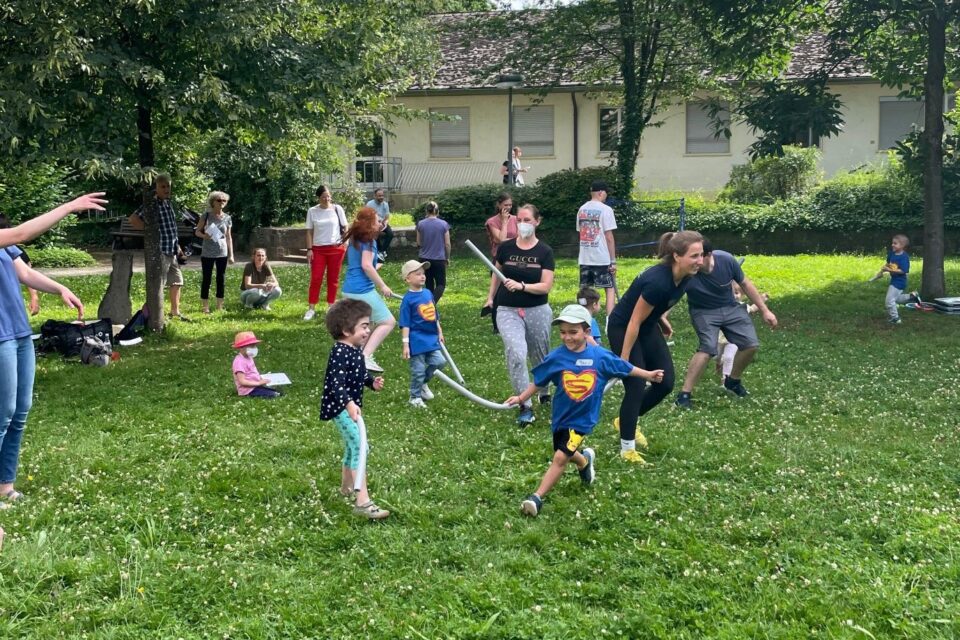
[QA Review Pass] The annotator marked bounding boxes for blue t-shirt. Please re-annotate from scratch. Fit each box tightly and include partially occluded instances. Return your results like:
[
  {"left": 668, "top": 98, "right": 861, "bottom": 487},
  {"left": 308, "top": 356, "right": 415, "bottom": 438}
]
[
  {"left": 608, "top": 262, "right": 690, "bottom": 329},
  {"left": 342, "top": 240, "right": 377, "bottom": 294},
  {"left": 0, "top": 247, "right": 32, "bottom": 342},
  {"left": 887, "top": 250, "right": 910, "bottom": 290},
  {"left": 686, "top": 250, "right": 745, "bottom": 310},
  {"left": 532, "top": 343, "right": 635, "bottom": 435},
  {"left": 399, "top": 289, "right": 441, "bottom": 356},
  {"left": 590, "top": 318, "right": 602, "bottom": 343},
  {"left": 417, "top": 217, "right": 450, "bottom": 261}
]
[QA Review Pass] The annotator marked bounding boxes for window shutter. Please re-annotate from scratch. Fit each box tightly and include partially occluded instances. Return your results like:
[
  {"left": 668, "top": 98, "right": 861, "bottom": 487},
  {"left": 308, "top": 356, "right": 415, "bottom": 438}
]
[
  {"left": 512, "top": 106, "right": 554, "bottom": 156},
  {"left": 599, "top": 107, "right": 621, "bottom": 153},
  {"left": 879, "top": 98, "right": 924, "bottom": 150},
  {"left": 430, "top": 108, "right": 470, "bottom": 158},
  {"left": 685, "top": 101, "right": 729, "bottom": 154}
]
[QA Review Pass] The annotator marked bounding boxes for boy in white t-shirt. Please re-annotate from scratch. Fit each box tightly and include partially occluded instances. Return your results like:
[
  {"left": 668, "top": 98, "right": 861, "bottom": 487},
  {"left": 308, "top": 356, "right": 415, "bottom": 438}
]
[{"left": 576, "top": 180, "right": 618, "bottom": 315}]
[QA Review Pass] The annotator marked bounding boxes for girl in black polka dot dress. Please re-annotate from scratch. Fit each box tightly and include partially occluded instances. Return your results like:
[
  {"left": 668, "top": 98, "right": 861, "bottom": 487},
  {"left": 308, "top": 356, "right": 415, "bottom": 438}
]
[{"left": 321, "top": 298, "right": 389, "bottom": 520}]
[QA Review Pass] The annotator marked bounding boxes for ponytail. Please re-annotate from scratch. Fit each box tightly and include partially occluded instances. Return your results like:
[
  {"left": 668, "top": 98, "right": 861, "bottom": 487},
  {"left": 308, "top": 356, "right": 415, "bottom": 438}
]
[{"left": 658, "top": 230, "right": 704, "bottom": 264}]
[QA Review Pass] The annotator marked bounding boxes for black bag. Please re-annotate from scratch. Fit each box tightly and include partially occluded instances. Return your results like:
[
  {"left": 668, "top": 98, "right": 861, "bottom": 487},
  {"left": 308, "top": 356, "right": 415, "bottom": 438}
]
[{"left": 39, "top": 318, "right": 113, "bottom": 358}]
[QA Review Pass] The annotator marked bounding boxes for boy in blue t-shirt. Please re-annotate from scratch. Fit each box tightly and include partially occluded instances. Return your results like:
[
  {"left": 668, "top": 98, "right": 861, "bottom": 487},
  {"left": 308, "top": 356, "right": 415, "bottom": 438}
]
[
  {"left": 869, "top": 234, "right": 920, "bottom": 324},
  {"left": 506, "top": 304, "right": 664, "bottom": 517},
  {"left": 399, "top": 260, "right": 446, "bottom": 408},
  {"left": 577, "top": 285, "right": 603, "bottom": 346}
]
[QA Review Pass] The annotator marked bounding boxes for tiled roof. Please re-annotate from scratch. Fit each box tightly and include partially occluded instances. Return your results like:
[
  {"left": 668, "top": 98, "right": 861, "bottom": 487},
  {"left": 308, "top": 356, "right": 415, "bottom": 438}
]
[{"left": 409, "top": 11, "right": 871, "bottom": 92}]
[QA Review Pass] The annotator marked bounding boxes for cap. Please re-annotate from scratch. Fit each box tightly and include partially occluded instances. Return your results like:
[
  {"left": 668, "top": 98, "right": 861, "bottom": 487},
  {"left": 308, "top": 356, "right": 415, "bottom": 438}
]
[
  {"left": 401, "top": 259, "right": 430, "bottom": 278},
  {"left": 590, "top": 180, "right": 609, "bottom": 193},
  {"left": 232, "top": 331, "right": 261, "bottom": 349},
  {"left": 552, "top": 304, "right": 592, "bottom": 326}
]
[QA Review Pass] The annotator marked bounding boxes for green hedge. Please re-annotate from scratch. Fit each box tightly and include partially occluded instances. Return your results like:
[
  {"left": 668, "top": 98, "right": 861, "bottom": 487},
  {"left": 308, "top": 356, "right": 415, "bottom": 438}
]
[{"left": 28, "top": 246, "right": 97, "bottom": 268}]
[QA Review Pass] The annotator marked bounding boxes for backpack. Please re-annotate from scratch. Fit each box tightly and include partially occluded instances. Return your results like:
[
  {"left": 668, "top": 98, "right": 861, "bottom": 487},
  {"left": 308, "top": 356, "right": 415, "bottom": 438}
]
[
  {"left": 39, "top": 318, "right": 113, "bottom": 358},
  {"left": 80, "top": 336, "right": 112, "bottom": 367}
]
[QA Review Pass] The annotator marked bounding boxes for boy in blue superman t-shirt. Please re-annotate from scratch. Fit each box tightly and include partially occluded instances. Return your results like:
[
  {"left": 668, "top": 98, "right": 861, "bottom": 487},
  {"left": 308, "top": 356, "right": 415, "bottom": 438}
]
[
  {"left": 399, "top": 260, "right": 446, "bottom": 408},
  {"left": 506, "top": 304, "right": 664, "bottom": 517},
  {"left": 869, "top": 234, "right": 920, "bottom": 325}
]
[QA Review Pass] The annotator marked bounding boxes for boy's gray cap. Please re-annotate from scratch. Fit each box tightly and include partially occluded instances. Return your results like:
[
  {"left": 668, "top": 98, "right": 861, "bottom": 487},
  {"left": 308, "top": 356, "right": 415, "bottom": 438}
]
[
  {"left": 401, "top": 259, "right": 430, "bottom": 278},
  {"left": 552, "top": 304, "right": 592, "bottom": 326}
]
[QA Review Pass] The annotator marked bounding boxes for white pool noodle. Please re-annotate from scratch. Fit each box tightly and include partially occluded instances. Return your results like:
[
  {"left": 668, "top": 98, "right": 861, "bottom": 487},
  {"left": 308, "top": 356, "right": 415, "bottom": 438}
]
[{"left": 433, "top": 370, "right": 513, "bottom": 410}]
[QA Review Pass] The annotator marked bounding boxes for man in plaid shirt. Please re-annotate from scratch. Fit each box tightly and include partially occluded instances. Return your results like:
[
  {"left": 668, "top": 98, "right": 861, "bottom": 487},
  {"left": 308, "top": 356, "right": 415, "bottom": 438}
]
[{"left": 129, "top": 173, "right": 187, "bottom": 318}]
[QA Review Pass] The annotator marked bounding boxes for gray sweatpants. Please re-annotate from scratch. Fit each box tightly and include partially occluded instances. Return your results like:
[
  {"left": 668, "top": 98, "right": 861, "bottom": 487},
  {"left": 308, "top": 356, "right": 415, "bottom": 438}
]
[
  {"left": 496, "top": 304, "right": 552, "bottom": 409},
  {"left": 885, "top": 285, "right": 912, "bottom": 321}
]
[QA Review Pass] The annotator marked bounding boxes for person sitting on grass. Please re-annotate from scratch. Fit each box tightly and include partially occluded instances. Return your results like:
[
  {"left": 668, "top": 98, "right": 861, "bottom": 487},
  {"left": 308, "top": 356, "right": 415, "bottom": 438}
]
[
  {"left": 577, "top": 286, "right": 604, "bottom": 346},
  {"left": 240, "top": 248, "right": 282, "bottom": 310},
  {"left": 320, "top": 299, "right": 389, "bottom": 520},
  {"left": 399, "top": 260, "right": 446, "bottom": 409},
  {"left": 868, "top": 233, "right": 920, "bottom": 325},
  {"left": 506, "top": 304, "right": 664, "bottom": 518},
  {"left": 232, "top": 331, "right": 281, "bottom": 399}
]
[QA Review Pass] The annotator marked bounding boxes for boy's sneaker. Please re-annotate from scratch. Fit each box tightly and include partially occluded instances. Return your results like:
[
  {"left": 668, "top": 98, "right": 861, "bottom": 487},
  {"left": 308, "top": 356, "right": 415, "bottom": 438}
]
[
  {"left": 888, "top": 317, "right": 902, "bottom": 325},
  {"left": 520, "top": 494, "right": 543, "bottom": 517},
  {"left": 620, "top": 449, "right": 646, "bottom": 464},
  {"left": 723, "top": 376, "right": 749, "bottom": 398},
  {"left": 420, "top": 384, "right": 434, "bottom": 400},
  {"left": 909, "top": 291, "right": 922, "bottom": 304},
  {"left": 674, "top": 392, "right": 693, "bottom": 409},
  {"left": 364, "top": 355, "right": 384, "bottom": 373},
  {"left": 578, "top": 448, "right": 596, "bottom": 485},
  {"left": 517, "top": 407, "right": 535, "bottom": 427},
  {"left": 303, "top": 309, "right": 316, "bottom": 321},
  {"left": 408, "top": 397, "right": 427, "bottom": 409}
]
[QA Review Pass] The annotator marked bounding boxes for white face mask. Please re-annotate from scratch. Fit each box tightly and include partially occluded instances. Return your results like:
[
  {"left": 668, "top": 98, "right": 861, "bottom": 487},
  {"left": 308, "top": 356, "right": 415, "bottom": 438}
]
[
  {"left": 517, "top": 222, "right": 535, "bottom": 239},
  {"left": 246, "top": 347, "right": 258, "bottom": 358}
]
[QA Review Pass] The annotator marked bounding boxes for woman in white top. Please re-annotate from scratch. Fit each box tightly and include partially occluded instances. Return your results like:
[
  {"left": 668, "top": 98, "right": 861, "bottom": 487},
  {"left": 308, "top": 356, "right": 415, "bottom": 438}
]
[{"left": 303, "top": 185, "right": 348, "bottom": 321}]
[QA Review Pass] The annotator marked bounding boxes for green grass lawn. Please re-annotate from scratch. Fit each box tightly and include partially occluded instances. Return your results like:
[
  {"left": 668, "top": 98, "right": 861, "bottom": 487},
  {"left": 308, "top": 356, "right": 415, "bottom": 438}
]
[{"left": 2, "top": 254, "right": 959, "bottom": 638}]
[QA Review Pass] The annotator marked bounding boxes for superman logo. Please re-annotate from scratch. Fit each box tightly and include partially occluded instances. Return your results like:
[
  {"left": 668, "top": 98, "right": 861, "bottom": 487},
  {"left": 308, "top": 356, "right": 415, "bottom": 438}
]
[
  {"left": 562, "top": 370, "right": 597, "bottom": 402},
  {"left": 418, "top": 302, "right": 437, "bottom": 321}
]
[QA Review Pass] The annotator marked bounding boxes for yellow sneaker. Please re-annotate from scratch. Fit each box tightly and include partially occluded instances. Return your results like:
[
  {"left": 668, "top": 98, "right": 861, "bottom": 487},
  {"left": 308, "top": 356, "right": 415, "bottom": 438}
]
[
  {"left": 613, "top": 418, "right": 649, "bottom": 450},
  {"left": 613, "top": 417, "right": 620, "bottom": 432},
  {"left": 620, "top": 449, "right": 647, "bottom": 464}
]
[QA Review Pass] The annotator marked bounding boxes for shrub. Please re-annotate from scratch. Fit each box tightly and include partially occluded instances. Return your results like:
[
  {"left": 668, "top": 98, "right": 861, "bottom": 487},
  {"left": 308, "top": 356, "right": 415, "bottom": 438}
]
[
  {"left": 0, "top": 160, "right": 72, "bottom": 248},
  {"left": 532, "top": 165, "right": 620, "bottom": 227},
  {"left": 429, "top": 183, "right": 536, "bottom": 227},
  {"left": 719, "top": 146, "right": 821, "bottom": 204},
  {"left": 27, "top": 246, "right": 96, "bottom": 268}
]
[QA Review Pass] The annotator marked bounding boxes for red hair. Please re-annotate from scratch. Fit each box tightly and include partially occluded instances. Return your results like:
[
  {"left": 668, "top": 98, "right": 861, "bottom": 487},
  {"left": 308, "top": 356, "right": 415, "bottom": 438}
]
[{"left": 341, "top": 207, "right": 380, "bottom": 248}]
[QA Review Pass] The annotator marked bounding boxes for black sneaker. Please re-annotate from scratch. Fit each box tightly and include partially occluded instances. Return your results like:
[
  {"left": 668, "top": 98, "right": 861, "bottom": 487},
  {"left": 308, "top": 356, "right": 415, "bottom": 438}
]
[
  {"left": 723, "top": 377, "right": 749, "bottom": 398},
  {"left": 909, "top": 291, "right": 922, "bottom": 304},
  {"left": 521, "top": 494, "right": 543, "bottom": 517},
  {"left": 578, "top": 448, "right": 595, "bottom": 485},
  {"left": 538, "top": 394, "right": 551, "bottom": 405},
  {"left": 674, "top": 392, "right": 693, "bottom": 409}
]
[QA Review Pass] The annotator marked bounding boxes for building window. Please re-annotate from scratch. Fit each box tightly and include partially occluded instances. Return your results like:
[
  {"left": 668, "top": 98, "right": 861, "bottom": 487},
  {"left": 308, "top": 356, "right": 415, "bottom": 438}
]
[
  {"left": 512, "top": 105, "right": 554, "bottom": 156},
  {"left": 599, "top": 107, "right": 622, "bottom": 153},
  {"left": 879, "top": 98, "right": 924, "bottom": 150},
  {"left": 430, "top": 108, "right": 470, "bottom": 158},
  {"left": 685, "top": 101, "right": 730, "bottom": 154}
]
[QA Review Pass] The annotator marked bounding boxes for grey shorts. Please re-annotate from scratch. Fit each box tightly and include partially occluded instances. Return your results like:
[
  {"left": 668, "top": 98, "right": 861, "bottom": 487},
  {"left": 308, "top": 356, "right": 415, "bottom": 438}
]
[
  {"left": 160, "top": 253, "right": 184, "bottom": 287},
  {"left": 579, "top": 264, "right": 614, "bottom": 289},
  {"left": 690, "top": 305, "right": 759, "bottom": 356}
]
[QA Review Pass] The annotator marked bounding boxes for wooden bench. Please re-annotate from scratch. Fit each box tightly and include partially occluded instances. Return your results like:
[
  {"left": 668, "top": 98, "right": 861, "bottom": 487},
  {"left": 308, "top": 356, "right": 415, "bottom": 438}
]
[{"left": 111, "top": 217, "right": 198, "bottom": 250}]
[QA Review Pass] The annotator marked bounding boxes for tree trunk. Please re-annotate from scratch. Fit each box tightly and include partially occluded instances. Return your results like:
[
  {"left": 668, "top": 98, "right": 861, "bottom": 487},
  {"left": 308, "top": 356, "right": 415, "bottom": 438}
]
[
  {"left": 137, "top": 100, "right": 165, "bottom": 331},
  {"left": 615, "top": 0, "right": 644, "bottom": 198},
  {"left": 921, "top": 3, "right": 946, "bottom": 298}
]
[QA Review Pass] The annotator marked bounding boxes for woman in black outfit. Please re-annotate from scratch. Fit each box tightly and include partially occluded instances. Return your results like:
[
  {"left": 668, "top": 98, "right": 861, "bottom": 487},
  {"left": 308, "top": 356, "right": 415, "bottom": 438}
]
[{"left": 606, "top": 231, "right": 704, "bottom": 463}]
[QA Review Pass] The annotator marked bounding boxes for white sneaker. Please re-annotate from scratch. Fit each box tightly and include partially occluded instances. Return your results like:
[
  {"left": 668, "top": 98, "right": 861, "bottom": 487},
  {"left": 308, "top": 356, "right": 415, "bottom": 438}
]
[
  {"left": 408, "top": 397, "right": 427, "bottom": 409},
  {"left": 303, "top": 309, "right": 316, "bottom": 321},
  {"left": 364, "top": 355, "right": 384, "bottom": 373},
  {"left": 420, "top": 384, "right": 434, "bottom": 400}
]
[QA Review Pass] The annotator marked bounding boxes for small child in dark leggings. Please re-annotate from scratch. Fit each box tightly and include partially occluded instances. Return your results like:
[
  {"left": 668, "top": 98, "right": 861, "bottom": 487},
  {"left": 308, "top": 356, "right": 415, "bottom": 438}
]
[{"left": 232, "top": 331, "right": 281, "bottom": 399}]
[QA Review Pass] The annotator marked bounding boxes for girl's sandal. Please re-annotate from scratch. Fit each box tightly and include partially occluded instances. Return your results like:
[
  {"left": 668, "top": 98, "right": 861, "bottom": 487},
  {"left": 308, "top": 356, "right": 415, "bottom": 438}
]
[
  {"left": 353, "top": 501, "right": 390, "bottom": 520},
  {"left": 338, "top": 488, "right": 355, "bottom": 499},
  {"left": 1, "top": 490, "right": 23, "bottom": 503}
]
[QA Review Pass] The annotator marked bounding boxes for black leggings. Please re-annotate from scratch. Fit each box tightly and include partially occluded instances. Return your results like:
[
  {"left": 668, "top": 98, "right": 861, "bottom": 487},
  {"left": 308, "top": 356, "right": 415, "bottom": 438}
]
[
  {"left": 607, "top": 322, "right": 675, "bottom": 441},
  {"left": 201, "top": 256, "right": 228, "bottom": 300},
  {"left": 424, "top": 259, "right": 447, "bottom": 303}
]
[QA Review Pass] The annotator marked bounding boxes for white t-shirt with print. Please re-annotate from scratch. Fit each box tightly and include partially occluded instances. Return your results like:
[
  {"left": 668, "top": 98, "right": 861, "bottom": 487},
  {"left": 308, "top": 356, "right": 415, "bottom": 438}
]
[
  {"left": 306, "top": 205, "right": 347, "bottom": 246},
  {"left": 577, "top": 200, "right": 617, "bottom": 265}
]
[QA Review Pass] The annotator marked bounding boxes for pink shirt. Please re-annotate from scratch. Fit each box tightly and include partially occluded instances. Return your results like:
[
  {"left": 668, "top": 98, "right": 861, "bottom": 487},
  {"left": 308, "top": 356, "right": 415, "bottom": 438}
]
[
  {"left": 485, "top": 214, "right": 518, "bottom": 258},
  {"left": 232, "top": 353, "right": 261, "bottom": 396}
]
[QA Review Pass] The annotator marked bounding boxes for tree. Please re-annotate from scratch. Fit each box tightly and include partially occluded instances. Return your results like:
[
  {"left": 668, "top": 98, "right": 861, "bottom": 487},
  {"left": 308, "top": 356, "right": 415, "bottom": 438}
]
[
  {"left": 830, "top": 0, "right": 960, "bottom": 298},
  {"left": 0, "top": 0, "right": 436, "bottom": 328}
]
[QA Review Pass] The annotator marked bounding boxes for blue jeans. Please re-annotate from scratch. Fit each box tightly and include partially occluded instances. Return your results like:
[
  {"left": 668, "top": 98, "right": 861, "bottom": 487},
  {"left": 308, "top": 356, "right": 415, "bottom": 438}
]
[
  {"left": 409, "top": 349, "right": 446, "bottom": 399},
  {"left": 0, "top": 336, "right": 35, "bottom": 484}
]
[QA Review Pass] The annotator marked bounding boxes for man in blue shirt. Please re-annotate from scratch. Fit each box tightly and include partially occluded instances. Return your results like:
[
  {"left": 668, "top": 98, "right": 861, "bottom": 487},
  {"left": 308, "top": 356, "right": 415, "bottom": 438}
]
[
  {"left": 507, "top": 304, "right": 664, "bottom": 517},
  {"left": 366, "top": 189, "right": 392, "bottom": 260},
  {"left": 675, "top": 242, "right": 777, "bottom": 408}
]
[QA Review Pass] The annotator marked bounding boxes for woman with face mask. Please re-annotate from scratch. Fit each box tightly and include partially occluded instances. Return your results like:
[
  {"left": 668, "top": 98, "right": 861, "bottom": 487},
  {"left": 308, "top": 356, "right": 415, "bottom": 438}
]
[{"left": 484, "top": 204, "right": 555, "bottom": 426}]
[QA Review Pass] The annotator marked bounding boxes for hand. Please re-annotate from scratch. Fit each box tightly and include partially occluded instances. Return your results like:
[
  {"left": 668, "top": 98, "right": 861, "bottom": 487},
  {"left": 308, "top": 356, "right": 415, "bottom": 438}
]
[
  {"left": 60, "top": 287, "right": 84, "bottom": 319},
  {"left": 438, "top": 333, "right": 445, "bottom": 344},
  {"left": 380, "top": 284, "right": 393, "bottom": 298},
  {"left": 346, "top": 401, "right": 361, "bottom": 422},
  {"left": 402, "top": 343, "right": 410, "bottom": 359},
  {"left": 659, "top": 319, "right": 673, "bottom": 339},
  {"left": 228, "top": 256, "right": 235, "bottom": 264},
  {"left": 484, "top": 297, "right": 494, "bottom": 308},
  {"left": 66, "top": 192, "right": 108, "bottom": 214},
  {"left": 505, "top": 395, "right": 521, "bottom": 407},
  {"left": 644, "top": 369, "right": 665, "bottom": 383},
  {"left": 762, "top": 309, "right": 778, "bottom": 329},
  {"left": 28, "top": 295, "right": 40, "bottom": 316},
  {"left": 609, "top": 263, "right": 617, "bottom": 274},
  {"left": 306, "top": 251, "right": 313, "bottom": 263},
  {"left": 504, "top": 278, "right": 522, "bottom": 292},
  {"left": 263, "top": 282, "right": 275, "bottom": 292},
  {"left": 372, "top": 376, "right": 385, "bottom": 391},
  {"left": 260, "top": 378, "right": 271, "bottom": 387}
]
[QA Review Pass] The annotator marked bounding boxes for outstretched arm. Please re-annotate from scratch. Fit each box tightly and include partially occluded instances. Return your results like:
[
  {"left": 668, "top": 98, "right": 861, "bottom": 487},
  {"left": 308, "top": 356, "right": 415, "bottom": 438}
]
[
  {"left": 740, "top": 276, "right": 777, "bottom": 328},
  {"left": 0, "top": 193, "right": 107, "bottom": 247}
]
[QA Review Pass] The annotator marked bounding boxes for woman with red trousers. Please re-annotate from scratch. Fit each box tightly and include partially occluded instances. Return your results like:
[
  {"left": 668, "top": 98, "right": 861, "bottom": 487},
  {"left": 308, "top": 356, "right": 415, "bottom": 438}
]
[{"left": 303, "top": 185, "right": 348, "bottom": 321}]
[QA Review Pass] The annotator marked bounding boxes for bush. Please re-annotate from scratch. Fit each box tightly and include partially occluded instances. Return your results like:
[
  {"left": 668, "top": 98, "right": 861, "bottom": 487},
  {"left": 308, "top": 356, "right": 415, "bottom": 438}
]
[
  {"left": 27, "top": 246, "right": 96, "bottom": 268},
  {"left": 0, "top": 160, "right": 72, "bottom": 248},
  {"left": 532, "top": 165, "right": 620, "bottom": 228},
  {"left": 719, "top": 146, "right": 821, "bottom": 204},
  {"left": 429, "top": 183, "right": 536, "bottom": 227}
]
